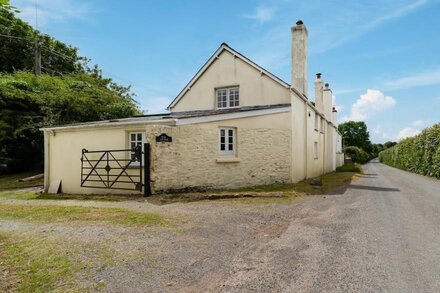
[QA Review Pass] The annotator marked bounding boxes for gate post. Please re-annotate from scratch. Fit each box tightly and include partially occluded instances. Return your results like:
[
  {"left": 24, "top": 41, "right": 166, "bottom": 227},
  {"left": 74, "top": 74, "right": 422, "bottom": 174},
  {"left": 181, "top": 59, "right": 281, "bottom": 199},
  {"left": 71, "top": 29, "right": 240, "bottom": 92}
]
[{"left": 144, "top": 143, "right": 151, "bottom": 196}]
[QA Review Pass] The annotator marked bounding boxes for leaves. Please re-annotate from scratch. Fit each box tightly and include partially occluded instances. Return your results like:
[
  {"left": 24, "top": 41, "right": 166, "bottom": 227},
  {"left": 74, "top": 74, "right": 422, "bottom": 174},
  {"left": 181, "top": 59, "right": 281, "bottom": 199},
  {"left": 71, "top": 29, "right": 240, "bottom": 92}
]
[
  {"left": 379, "top": 124, "right": 440, "bottom": 178},
  {"left": 0, "top": 72, "right": 139, "bottom": 171}
]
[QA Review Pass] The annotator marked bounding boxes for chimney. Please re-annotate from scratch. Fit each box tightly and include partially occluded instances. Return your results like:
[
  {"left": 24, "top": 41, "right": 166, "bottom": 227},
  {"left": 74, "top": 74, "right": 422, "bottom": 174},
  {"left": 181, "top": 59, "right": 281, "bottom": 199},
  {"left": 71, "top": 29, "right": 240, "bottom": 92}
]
[
  {"left": 332, "top": 107, "right": 338, "bottom": 125},
  {"left": 323, "top": 83, "right": 333, "bottom": 119},
  {"left": 292, "top": 20, "right": 308, "bottom": 97},
  {"left": 314, "top": 73, "right": 324, "bottom": 113}
]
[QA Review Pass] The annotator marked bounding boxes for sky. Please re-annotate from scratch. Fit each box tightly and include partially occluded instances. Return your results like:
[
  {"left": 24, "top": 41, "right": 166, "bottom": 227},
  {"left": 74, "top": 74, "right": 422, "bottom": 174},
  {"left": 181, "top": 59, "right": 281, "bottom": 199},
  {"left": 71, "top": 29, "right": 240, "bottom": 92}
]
[{"left": 10, "top": 0, "right": 440, "bottom": 143}]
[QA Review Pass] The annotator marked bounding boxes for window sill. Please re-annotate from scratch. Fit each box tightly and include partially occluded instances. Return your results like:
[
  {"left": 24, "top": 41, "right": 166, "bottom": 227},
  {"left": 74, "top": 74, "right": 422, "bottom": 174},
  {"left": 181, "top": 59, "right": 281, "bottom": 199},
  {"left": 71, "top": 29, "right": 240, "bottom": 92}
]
[
  {"left": 314, "top": 129, "right": 318, "bottom": 132},
  {"left": 127, "top": 164, "right": 141, "bottom": 169},
  {"left": 216, "top": 157, "right": 240, "bottom": 163}
]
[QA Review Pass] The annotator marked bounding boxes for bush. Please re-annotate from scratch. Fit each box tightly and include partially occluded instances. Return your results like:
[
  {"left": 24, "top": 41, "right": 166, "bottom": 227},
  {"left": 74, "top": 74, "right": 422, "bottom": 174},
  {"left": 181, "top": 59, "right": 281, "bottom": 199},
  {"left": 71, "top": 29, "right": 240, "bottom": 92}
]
[
  {"left": 336, "top": 163, "right": 362, "bottom": 173},
  {"left": 379, "top": 123, "right": 440, "bottom": 178},
  {"left": 342, "top": 146, "right": 372, "bottom": 164}
]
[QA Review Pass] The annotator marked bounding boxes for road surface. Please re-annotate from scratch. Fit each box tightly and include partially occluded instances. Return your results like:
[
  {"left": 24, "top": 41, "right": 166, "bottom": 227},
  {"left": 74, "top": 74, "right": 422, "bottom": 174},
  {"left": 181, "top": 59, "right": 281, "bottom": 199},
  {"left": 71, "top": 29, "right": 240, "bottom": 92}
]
[{"left": 218, "top": 159, "right": 440, "bottom": 292}]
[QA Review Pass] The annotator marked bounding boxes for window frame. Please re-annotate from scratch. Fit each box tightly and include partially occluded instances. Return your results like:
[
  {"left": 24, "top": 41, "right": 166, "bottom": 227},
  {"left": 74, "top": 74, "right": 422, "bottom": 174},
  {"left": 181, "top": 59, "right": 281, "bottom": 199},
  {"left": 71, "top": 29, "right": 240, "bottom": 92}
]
[
  {"left": 128, "top": 131, "right": 145, "bottom": 166},
  {"left": 218, "top": 127, "right": 236, "bottom": 156},
  {"left": 314, "top": 114, "right": 319, "bottom": 131},
  {"left": 216, "top": 86, "right": 240, "bottom": 109},
  {"left": 314, "top": 141, "right": 318, "bottom": 159}
]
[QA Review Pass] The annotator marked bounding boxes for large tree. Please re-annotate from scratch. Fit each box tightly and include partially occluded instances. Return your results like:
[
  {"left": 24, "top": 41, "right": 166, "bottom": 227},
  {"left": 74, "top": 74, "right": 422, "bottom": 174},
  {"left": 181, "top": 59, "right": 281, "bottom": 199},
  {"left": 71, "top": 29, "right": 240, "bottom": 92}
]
[
  {"left": 0, "top": 1, "right": 140, "bottom": 172},
  {"left": 338, "top": 121, "right": 373, "bottom": 153}
]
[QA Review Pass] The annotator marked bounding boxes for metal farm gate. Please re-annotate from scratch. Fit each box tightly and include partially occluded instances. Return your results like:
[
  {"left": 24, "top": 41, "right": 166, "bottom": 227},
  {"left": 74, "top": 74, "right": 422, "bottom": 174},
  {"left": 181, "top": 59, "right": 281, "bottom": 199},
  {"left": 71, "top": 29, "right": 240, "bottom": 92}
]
[{"left": 80, "top": 143, "right": 151, "bottom": 196}]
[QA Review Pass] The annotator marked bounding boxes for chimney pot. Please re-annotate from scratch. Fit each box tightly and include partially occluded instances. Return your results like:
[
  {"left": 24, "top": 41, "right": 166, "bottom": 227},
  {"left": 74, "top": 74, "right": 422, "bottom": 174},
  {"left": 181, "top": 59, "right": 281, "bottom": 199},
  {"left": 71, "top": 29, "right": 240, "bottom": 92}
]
[
  {"left": 316, "top": 73, "right": 322, "bottom": 79},
  {"left": 296, "top": 20, "right": 303, "bottom": 25},
  {"left": 325, "top": 83, "right": 329, "bottom": 88}
]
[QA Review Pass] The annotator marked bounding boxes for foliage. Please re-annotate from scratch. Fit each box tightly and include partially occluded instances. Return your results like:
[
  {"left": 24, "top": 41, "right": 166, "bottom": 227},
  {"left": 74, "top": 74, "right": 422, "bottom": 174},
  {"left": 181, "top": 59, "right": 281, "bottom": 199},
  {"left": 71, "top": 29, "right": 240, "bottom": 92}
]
[
  {"left": 379, "top": 123, "right": 440, "bottom": 178},
  {"left": 336, "top": 163, "right": 362, "bottom": 173},
  {"left": 342, "top": 146, "right": 372, "bottom": 164},
  {"left": 0, "top": 72, "right": 139, "bottom": 171},
  {"left": 0, "top": 2, "right": 85, "bottom": 74},
  {"left": 338, "top": 121, "right": 373, "bottom": 153}
]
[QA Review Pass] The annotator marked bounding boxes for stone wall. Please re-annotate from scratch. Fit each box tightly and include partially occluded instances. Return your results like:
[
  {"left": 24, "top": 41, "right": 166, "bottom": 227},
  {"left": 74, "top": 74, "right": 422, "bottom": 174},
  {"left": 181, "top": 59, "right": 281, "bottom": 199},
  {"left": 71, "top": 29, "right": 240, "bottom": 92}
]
[{"left": 145, "top": 124, "right": 292, "bottom": 192}]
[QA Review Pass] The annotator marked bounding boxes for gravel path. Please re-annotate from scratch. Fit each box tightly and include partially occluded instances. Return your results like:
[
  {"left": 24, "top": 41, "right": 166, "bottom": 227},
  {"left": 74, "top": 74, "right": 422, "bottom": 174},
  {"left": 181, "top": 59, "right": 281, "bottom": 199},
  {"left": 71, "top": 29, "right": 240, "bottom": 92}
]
[{"left": 2, "top": 159, "right": 440, "bottom": 292}]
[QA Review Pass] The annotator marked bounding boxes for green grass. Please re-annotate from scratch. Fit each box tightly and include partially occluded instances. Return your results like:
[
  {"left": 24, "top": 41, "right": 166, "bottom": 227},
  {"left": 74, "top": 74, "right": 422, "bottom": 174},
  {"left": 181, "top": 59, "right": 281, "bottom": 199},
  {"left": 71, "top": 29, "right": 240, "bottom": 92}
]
[
  {"left": 336, "top": 163, "right": 362, "bottom": 173},
  {"left": 0, "top": 172, "right": 43, "bottom": 191},
  {"left": 149, "top": 171, "right": 358, "bottom": 204},
  {"left": 0, "top": 204, "right": 169, "bottom": 226},
  {"left": 0, "top": 232, "right": 81, "bottom": 292}
]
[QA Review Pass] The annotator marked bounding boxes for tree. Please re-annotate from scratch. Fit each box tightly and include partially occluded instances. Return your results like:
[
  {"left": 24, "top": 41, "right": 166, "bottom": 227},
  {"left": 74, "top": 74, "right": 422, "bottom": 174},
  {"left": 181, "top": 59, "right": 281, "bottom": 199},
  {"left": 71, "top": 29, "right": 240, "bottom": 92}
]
[
  {"left": 384, "top": 141, "right": 397, "bottom": 149},
  {"left": 338, "top": 121, "right": 373, "bottom": 153},
  {"left": 0, "top": 1, "right": 85, "bottom": 74},
  {"left": 0, "top": 72, "right": 139, "bottom": 171}
]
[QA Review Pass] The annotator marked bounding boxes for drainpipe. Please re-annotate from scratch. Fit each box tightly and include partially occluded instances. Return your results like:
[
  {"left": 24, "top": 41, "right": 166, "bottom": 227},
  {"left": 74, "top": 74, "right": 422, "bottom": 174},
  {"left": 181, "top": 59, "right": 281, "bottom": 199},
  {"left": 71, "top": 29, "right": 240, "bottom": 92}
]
[
  {"left": 43, "top": 130, "right": 49, "bottom": 192},
  {"left": 304, "top": 100, "right": 308, "bottom": 179}
]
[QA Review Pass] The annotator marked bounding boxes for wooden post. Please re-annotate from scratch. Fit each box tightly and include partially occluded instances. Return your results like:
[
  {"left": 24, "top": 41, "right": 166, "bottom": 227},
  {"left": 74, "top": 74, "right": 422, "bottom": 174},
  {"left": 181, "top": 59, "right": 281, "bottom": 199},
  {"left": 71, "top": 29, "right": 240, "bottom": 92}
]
[{"left": 144, "top": 143, "right": 151, "bottom": 196}]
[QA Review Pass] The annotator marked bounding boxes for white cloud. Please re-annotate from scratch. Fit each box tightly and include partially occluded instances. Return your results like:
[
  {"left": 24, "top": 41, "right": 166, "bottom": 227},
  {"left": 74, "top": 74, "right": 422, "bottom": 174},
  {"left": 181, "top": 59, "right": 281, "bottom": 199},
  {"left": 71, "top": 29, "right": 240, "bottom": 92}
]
[
  {"left": 12, "top": 0, "right": 92, "bottom": 27},
  {"left": 343, "top": 89, "right": 396, "bottom": 121},
  {"left": 397, "top": 127, "right": 421, "bottom": 140},
  {"left": 242, "top": 6, "right": 276, "bottom": 23},
  {"left": 412, "top": 119, "right": 425, "bottom": 127},
  {"left": 384, "top": 69, "right": 440, "bottom": 90}
]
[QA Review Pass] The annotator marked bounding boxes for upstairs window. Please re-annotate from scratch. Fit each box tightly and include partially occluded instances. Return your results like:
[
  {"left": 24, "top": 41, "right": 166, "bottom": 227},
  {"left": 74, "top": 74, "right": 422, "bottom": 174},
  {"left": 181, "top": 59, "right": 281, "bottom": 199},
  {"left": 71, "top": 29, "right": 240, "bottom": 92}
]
[
  {"left": 216, "top": 87, "right": 239, "bottom": 108},
  {"left": 314, "top": 114, "right": 319, "bottom": 131},
  {"left": 219, "top": 128, "right": 236, "bottom": 155}
]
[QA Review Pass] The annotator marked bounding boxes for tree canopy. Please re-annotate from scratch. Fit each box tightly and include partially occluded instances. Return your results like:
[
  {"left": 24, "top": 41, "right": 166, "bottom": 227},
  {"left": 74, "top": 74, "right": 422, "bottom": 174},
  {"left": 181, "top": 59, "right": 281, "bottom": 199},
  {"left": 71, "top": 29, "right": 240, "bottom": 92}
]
[
  {"left": 0, "top": 1, "right": 140, "bottom": 172},
  {"left": 338, "top": 121, "right": 373, "bottom": 153}
]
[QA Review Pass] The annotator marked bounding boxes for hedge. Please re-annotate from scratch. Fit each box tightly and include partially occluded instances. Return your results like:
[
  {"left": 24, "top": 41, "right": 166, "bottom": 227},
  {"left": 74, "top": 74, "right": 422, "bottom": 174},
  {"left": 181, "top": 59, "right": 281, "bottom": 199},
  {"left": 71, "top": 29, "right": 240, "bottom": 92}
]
[
  {"left": 342, "top": 146, "right": 372, "bottom": 164},
  {"left": 378, "top": 123, "right": 440, "bottom": 178}
]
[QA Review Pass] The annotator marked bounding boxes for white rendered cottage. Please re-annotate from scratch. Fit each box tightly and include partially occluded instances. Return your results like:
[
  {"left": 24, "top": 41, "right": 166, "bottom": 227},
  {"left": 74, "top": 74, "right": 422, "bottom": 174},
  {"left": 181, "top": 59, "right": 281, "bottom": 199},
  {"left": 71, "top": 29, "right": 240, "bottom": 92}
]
[{"left": 41, "top": 20, "right": 343, "bottom": 195}]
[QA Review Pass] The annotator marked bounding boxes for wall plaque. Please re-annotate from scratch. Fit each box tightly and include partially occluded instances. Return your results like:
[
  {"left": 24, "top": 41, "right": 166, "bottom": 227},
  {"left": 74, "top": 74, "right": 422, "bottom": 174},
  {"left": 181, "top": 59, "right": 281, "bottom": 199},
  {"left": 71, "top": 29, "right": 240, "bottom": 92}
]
[{"left": 156, "top": 133, "right": 172, "bottom": 143}]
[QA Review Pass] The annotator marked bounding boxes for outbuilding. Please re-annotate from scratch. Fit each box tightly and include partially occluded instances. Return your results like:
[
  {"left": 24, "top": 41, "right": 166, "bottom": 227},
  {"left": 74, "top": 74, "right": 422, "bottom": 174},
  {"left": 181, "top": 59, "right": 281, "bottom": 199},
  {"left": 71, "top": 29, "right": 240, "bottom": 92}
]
[{"left": 41, "top": 21, "right": 343, "bottom": 195}]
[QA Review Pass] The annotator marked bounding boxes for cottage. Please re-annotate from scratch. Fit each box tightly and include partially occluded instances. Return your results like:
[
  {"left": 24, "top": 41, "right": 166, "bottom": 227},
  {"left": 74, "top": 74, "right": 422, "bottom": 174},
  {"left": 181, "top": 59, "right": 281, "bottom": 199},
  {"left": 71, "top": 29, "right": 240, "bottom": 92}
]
[{"left": 41, "top": 21, "right": 344, "bottom": 195}]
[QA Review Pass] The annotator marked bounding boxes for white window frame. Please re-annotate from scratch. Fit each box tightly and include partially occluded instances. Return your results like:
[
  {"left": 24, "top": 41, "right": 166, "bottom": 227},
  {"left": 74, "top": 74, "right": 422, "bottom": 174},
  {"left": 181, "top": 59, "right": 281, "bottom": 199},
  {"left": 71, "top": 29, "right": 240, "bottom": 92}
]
[
  {"left": 128, "top": 131, "right": 145, "bottom": 166},
  {"left": 314, "top": 114, "right": 319, "bottom": 131},
  {"left": 219, "top": 128, "right": 236, "bottom": 156},
  {"left": 216, "top": 86, "right": 239, "bottom": 109},
  {"left": 314, "top": 141, "right": 318, "bottom": 159}
]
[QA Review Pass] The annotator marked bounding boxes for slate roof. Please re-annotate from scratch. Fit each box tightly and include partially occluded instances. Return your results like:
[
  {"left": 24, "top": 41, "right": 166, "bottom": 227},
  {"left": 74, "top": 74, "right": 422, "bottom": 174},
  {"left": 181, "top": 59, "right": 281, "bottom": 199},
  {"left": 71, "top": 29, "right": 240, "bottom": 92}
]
[{"left": 40, "top": 104, "right": 291, "bottom": 130}]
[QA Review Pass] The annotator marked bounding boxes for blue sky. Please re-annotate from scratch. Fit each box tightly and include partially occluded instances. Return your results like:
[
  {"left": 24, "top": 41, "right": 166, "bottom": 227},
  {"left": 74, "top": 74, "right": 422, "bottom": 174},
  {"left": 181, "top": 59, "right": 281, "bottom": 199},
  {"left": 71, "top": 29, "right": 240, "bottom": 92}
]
[{"left": 11, "top": 0, "right": 440, "bottom": 143}]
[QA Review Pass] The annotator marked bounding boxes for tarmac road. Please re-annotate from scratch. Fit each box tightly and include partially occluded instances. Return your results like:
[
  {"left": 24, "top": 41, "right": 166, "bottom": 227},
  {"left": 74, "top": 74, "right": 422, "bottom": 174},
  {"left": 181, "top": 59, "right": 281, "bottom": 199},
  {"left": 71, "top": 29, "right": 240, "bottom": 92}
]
[{"left": 220, "top": 159, "right": 440, "bottom": 292}]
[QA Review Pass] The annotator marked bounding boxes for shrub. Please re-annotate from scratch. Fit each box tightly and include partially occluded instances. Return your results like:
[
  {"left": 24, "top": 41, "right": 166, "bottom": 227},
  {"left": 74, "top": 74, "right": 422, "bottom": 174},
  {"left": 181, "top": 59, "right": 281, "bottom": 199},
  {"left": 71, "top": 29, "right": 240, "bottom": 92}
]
[
  {"left": 379, "top": 123, "right": 440, "bottom": 178},
  {"left": 336, "top": 163, "right": 362, "bottom": 173},
  {"left": 342, "top": 146, "right": 372, "bottom": 164}
]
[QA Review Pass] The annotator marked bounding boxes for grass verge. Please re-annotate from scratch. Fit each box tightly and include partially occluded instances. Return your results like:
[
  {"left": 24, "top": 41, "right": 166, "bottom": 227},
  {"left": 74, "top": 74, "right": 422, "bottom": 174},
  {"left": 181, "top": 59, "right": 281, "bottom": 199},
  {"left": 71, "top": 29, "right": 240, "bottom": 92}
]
[
  {"left": 0, "top": 232, "right": 81, "bottom": 292},
  {"left": 0, "top": 172, "right": 43, "bottom": 191},
  {"left": 149, "top": 171, "right": 358, "bottom": 204},
  {"left": 0, "top": 204, "right": 169, "bottom": 226},
  {"left": 336, "top": 163, "right": 362, "bottom": 173}
]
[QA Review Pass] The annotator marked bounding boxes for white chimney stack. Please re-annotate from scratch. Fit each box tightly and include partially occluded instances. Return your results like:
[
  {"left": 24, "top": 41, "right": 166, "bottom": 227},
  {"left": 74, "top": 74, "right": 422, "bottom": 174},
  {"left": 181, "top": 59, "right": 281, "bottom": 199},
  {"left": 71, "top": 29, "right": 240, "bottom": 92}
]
[
  {"left": 323, "top": 83, "right": 333, "bottom": 119},
  {"left": 314, "top": 73, "right": 324, "bottom": 114},
  {"left": 292, "top": 20, "right": 308, "bottom": 97}
]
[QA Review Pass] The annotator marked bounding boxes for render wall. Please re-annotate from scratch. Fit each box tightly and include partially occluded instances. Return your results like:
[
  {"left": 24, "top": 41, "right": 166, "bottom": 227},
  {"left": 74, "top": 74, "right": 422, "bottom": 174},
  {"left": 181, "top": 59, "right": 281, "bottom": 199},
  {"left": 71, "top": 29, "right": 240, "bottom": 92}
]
[
  {"left": 46, "top": 112, "right": 292, "bottom": 194},
  {"left": 171, "top": 50, "right": 291, "bottom": 112},
  {"left": 147, "top": 113, "right": 292, "bottom": 192}
]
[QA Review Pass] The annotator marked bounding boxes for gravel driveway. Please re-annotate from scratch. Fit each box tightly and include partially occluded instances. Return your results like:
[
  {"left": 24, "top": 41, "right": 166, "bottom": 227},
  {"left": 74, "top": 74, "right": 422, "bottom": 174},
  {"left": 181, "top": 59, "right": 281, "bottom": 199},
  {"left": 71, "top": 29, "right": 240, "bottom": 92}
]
[{"left": 2, "top": 159, "right": 440, "bottom": 292}]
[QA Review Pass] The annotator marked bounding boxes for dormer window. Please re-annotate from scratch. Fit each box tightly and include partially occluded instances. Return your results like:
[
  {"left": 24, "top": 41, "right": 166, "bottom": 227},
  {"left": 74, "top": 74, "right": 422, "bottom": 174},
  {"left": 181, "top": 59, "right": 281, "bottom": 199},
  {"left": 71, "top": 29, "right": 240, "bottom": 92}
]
[{"left": 216, "top": 87, "right": 239, "bottom": 108}]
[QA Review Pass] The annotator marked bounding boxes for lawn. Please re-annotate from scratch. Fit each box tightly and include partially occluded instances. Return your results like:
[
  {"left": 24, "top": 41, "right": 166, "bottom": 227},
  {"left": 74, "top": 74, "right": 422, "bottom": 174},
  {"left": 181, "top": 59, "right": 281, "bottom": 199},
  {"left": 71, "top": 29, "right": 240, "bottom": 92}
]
[
  {"left": 0, "top": 204, "right": 169, "bottom": 226},
  {"left": 0, "top": 172, "right": 43, "bottom": 191},
  {"left": 148, "top": 170, "right": 358, "bottom": 204}
]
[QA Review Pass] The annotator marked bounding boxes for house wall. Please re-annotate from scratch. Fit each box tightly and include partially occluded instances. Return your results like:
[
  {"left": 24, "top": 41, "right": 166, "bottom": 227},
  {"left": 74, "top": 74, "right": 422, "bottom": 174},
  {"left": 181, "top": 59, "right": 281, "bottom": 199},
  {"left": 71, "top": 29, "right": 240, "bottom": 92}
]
[
  {"left": 147, "top": 113, "right": 292, "bottom": 192},
  {"left": 170, "top": 50, "right": 291, "bottom": 112},
  {"left": 46, "top": 112, "right": 292, "bottom": 194}
]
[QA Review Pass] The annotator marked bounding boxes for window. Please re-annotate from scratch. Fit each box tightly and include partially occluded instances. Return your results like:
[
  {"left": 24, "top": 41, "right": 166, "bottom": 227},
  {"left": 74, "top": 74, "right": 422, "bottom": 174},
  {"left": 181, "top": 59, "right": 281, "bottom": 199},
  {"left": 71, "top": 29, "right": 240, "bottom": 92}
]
[
  {"left": 314, "top": 114, "right": 319, "bottom": 131},
  {"left": 219, "top": 128, "right": 236, "bottom": 155},
  {"left": 216, "top": 87, "right": 239, "bottom": 108},
  {"left": 314, "top": 142, "right": 318, "bottom": 159},
  {"left": 129, "top": 132, "right": 144, "bottom": 164}
]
